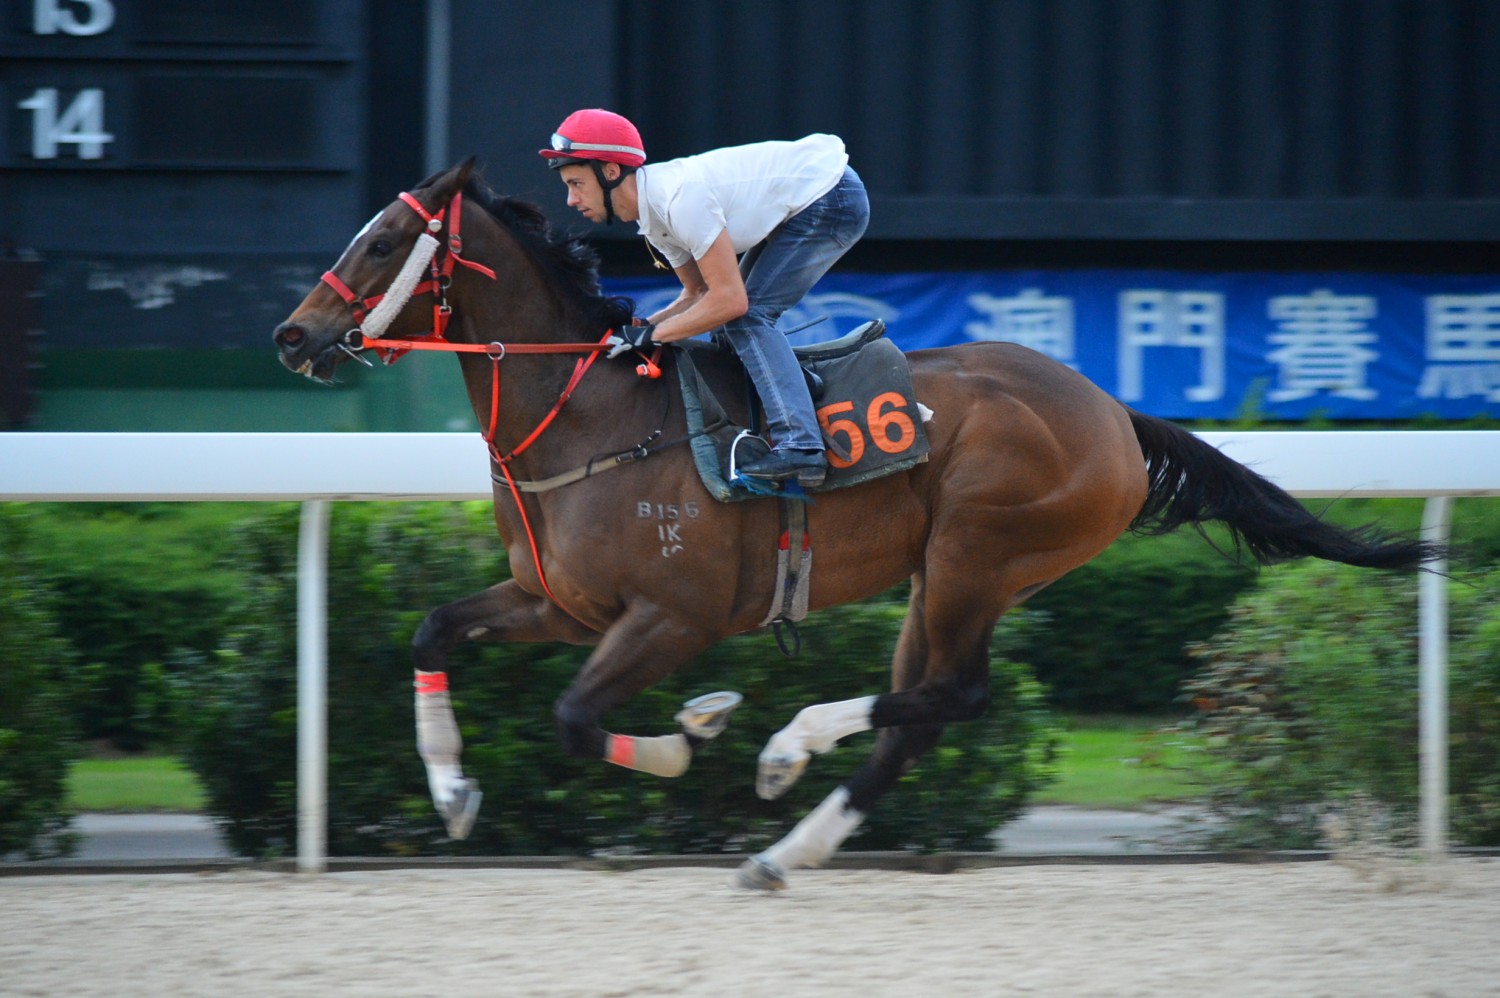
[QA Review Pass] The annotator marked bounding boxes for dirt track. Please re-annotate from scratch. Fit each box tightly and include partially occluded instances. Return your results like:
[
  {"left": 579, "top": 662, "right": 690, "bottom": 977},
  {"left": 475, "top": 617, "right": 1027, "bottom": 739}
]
[{"left": 4, "top": 860, "right": 1499, "bottom": 997}]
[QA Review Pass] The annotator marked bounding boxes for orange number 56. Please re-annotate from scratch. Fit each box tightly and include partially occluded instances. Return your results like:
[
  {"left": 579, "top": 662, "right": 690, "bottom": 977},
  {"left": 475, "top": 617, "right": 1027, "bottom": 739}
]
[
  {"left": 817, "top": 393, "right": 916, "bottom": 469},
  {"left": 868, "top": 392, "right": 917, "bottom": 454},
  {"left": 817, "top": 400, "right": 865, "bottom": 469}
]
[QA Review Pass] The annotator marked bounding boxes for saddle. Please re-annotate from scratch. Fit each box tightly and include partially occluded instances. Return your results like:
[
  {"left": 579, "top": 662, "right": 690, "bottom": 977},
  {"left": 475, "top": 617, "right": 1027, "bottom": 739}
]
[{"left": 675, "top": 320, "right": 931, "bottom": 503}]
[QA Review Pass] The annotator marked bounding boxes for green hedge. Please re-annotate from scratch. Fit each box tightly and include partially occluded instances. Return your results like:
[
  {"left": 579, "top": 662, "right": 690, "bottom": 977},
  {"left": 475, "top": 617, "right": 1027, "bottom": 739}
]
[
  {"left": 11, "top": 489, "right": 1495, "bottom": 857},
  {"left": 1018, "top": 529, "right": 1257, "bottom": 710},
  {"left": 0, "top": 508, "right": 80, "bottom": 858},
  {"left": 23, "top": 503, "right": 250, "bottom": 750},
  {"left": 176, "top": 504, "right": 1058, "bottom": 858},
  {"left": 29, "top": 491, "right": 1495, "bottom": 740},
  {"left": 1024, "top": 495, "right": 1500, "bottom": 712},
  {"left": 1168, "top": 559, "right": 1500, "bottom": 849}
]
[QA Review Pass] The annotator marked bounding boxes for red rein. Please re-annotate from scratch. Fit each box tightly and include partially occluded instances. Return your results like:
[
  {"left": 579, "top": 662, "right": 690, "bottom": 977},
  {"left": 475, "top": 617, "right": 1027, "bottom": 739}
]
[{"left": 324, "top": 188, "right": 619, "bottom": 619}]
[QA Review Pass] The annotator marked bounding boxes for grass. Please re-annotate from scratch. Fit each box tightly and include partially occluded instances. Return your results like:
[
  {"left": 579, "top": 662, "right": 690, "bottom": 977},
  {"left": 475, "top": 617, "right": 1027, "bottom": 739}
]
[
  {"left": 1032, "top": 714, "right": 1202, "bottom": 810},
  {"left": 63, "top": 715, "right": 1203, "bottom": 814},
  {"left": 67, "top": 755, "right": 207, "bottom": 813}
]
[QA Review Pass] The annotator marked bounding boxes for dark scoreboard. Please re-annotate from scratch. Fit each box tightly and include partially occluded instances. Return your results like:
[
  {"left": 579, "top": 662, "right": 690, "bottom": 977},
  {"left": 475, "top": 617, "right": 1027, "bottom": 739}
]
[
  {"left": 1, "top": 0, "right": 366, "bottom": 255},
  {"left": 0, "top": 0, "right": 370, "bottom": 381}
]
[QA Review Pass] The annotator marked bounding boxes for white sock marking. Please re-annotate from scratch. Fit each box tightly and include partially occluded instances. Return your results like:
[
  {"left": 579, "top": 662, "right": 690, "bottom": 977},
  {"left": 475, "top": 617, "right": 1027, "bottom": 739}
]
[
  {"left": 764, "top": 695, "right": 875, "bottom": 761},
  {"left": 761, "top": 786, "right": 865, "bottom": 870}
]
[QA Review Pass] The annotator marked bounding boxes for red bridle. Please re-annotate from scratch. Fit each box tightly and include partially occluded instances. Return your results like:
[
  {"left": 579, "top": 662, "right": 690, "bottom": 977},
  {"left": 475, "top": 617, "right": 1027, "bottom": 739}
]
[
  {"left": 321, "top": 191, "right": 497, "bottom": 352},
  {"left": 321, "top": 187, "right": 627, "bottom": 617}
]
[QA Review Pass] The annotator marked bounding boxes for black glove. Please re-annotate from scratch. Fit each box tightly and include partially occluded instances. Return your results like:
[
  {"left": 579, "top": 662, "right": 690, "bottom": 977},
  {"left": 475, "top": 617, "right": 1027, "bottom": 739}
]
[{"left": 605, "top": 323, "right": 656, "bottom": 359}]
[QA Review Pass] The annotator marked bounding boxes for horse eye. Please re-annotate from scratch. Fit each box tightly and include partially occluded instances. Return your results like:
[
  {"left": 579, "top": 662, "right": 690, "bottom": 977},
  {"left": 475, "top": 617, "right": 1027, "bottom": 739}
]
[{"left": 370, "top": 239, "right": 394, "bottom": 258}]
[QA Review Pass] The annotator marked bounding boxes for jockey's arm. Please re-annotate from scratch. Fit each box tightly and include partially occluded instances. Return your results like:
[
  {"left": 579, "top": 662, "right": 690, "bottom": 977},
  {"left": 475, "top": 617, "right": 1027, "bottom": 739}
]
[
  {"left": 646, "top": 230, "right": 748, "bottom": 344},
  {"left": 644, "top": 278, "right": 701, "bottom": 325}
]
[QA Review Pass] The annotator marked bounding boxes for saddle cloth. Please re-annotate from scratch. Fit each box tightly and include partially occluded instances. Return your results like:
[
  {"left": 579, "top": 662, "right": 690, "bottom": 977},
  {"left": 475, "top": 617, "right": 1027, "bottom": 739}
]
[{"left": 676, "top": 320, "right": 931, "bottom": 503}]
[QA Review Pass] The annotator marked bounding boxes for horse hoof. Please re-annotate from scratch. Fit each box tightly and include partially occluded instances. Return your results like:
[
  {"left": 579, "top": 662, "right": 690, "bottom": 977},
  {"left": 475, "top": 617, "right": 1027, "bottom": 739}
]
[
  {"left": 675, "top": 690, "right": 743, "bottom": 741},
  {"left": 756, "top": 752, "right": 808, "bottom": 800},
  {"left": 439, "top": 778, "right": 482, "bottom": 840},
  {"left": 734, "top": 857, "right": 787, "bottom": 892}
]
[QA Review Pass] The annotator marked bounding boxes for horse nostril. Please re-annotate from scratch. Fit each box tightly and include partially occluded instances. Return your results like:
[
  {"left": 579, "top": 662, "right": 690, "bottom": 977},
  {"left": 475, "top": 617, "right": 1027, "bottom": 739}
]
[{"left": 274, "top": 323, "right": 306, "bottom": 348}]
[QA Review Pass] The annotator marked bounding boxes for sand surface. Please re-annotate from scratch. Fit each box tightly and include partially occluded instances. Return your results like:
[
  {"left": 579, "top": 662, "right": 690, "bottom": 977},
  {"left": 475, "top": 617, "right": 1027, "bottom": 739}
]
[{"left": 4, "top": 860, "right": 1499, "bottom": 997}]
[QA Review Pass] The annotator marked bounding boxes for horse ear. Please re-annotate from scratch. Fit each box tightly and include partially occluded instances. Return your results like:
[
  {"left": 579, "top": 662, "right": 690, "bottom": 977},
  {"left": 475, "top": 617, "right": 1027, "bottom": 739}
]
[
  {"left": 421, "top": 157, "right": 477, "bottom": 204},
  {"left": 453, "top": 156, "right": 477, "bottom": 191}
]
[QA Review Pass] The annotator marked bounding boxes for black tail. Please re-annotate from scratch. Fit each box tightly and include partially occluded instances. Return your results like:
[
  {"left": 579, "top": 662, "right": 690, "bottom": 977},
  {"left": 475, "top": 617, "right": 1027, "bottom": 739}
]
[{"left": 1127, "top": 409, "right": 1439, "bottom": 571}]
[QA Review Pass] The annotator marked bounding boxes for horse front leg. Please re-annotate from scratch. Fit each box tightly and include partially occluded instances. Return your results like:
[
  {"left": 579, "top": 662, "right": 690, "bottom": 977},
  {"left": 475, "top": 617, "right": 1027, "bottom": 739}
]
[
  {"left": 411, "top": 579, "right": 599, "bottom": 838},
  {"left": 553, "top": 605, "right": 740, "bottom": 779}
]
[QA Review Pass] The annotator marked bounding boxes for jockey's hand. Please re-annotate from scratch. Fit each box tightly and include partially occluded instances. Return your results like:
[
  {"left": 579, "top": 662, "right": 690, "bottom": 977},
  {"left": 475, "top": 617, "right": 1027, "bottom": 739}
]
[{"left": 605, "top": 323, "right": 657, "bottom": 359}]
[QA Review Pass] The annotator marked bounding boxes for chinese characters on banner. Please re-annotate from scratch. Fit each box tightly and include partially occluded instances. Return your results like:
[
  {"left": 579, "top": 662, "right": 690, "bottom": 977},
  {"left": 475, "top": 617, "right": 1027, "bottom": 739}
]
[{"left": 608, "top": 272, "right": 1500, "bottom": 419}]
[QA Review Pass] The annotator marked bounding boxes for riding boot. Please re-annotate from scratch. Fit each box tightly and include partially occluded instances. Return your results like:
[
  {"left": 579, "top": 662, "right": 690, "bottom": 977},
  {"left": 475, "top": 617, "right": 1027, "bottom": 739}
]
[{"left": 738, "top": 448, "right": 827, "bottom": 487}]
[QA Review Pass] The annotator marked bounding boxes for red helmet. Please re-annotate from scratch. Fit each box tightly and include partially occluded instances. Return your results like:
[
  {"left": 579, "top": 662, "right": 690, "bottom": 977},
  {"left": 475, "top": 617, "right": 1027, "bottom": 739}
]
[{"left": 540, "top": 109, "right": 647, "bottom": 169}]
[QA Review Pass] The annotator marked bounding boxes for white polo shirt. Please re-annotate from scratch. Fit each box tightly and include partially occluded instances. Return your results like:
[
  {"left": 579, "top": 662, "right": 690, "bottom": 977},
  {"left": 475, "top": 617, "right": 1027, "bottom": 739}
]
[{"left": 634, "top": 134, "right": 849, "bottom": 269}]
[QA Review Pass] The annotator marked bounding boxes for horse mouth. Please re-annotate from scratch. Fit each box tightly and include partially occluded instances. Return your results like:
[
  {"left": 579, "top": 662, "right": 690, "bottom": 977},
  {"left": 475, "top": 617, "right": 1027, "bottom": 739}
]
[
  {"left": 279, "top": 343, "right": 344, "bottom": 384},
  {"left": 305, "top": 347, "right": 345, "bottom": 383}
]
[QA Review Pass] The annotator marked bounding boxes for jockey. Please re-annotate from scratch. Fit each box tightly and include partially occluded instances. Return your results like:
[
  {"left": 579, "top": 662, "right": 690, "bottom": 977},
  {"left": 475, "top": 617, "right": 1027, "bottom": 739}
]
[{"left": 541, "top": 108, "right": 870, "bottom": 488}]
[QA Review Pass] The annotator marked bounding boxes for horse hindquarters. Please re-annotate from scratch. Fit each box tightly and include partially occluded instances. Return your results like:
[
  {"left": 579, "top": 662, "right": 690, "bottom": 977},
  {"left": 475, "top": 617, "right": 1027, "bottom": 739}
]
[{"left": 739, "top": 347, "right": 1151, "bottom": 890}]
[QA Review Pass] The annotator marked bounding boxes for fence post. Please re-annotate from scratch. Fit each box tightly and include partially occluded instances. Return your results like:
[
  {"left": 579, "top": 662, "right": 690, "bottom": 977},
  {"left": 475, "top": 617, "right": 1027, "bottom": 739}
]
[
  {"left": 424, "top": 0, "right": 451, "bottom": 177},
  {"left": 1419, "top": 495, "right": 1453, "bottom": 857},
  {"left": 297, "top": 499, "right": 331, "bottom": 873}
]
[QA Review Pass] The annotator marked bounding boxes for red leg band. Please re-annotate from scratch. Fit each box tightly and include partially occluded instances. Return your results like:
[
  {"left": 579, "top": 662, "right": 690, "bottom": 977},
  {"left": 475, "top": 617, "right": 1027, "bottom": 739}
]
[
  {"left": 414, "top": 671, "right": 449, "bottom": 695},
  {"left": 605, "top": 734, "right": 636, "bottom": 769}
]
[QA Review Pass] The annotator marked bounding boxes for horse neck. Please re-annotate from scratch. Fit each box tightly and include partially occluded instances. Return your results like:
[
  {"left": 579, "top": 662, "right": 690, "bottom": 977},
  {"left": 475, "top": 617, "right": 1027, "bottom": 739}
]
[{"left": 446, "top": 260, "right": 642, "bottom": 475}]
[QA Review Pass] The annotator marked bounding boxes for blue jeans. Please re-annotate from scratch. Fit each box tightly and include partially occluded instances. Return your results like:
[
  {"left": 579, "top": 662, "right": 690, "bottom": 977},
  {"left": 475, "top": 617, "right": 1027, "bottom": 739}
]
[{"left": 721, "top": 166, "right": 870, "bottom": 453}]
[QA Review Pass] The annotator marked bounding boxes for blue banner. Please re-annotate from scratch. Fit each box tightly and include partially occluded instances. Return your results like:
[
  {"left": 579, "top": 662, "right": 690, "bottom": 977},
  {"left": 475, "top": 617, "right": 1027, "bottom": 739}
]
[{"left": 606, "top": 271, "right": 1500, "bottom": 421}]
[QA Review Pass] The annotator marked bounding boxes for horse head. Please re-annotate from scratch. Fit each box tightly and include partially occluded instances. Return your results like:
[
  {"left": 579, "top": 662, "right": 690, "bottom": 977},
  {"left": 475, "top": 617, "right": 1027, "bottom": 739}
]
[{"left": 274, "top": 158, "right": 477, "bottom": 382}]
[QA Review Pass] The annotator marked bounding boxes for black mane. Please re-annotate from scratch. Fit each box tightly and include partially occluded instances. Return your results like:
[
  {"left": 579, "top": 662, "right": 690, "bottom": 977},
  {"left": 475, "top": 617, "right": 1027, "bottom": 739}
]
[{"left": 456, "top": 173, "right": 634, "bottom": 331}]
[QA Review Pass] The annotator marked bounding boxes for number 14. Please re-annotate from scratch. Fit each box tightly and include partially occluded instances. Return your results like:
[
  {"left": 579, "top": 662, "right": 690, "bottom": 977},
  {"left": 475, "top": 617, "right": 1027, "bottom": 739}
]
[{"left": 17, "top": 88, "right": 114, "bottom": 160}]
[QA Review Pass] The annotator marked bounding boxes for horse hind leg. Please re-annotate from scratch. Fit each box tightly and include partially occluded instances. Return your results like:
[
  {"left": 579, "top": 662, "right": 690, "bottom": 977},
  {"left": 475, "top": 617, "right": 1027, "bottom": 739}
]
[
  {"left": 752, "top": 572, "right": 983, "bottom": 802},
  {"left": 738, "top": 570, "right": 999, "bottom": 890},
  {"left": 739, "top": 683, "right": 986, "bottom": 892},
  {"left": 755, "top": 694, "right": 880, "bottom": 800},
  {"left": 737, "top": 723, "right": 943, "bottom": 891}
]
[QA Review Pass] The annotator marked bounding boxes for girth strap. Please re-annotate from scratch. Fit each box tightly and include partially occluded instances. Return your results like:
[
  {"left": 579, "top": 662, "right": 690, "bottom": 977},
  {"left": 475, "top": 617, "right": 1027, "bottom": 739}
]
[{"left": 760, "top": 495, "right": 813, "bottom": 656}]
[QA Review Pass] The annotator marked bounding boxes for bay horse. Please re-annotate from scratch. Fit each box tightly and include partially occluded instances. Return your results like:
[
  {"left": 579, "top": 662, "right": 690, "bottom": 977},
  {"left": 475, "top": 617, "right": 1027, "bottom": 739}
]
[{"left": 273, "top": 160, "right": 1432, "bottom": 890}]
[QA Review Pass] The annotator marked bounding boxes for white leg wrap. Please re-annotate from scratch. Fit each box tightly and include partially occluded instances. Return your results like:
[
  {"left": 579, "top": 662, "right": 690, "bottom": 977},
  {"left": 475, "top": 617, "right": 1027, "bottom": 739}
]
[
  {"left": 414, "top": 672, "right": 483, "bottom": 839},
  {"left": 756, "top": 695, "right": 876, "bottom": 799},
  {"left": 606, "top": 733, "right": 692, "bottom": 778},
  {"left": 760, "top": 787, "right": 865, "bottom": 871},
  {"left": 416, "top": 680, "right": 466, "bottom": 806},
  {"left": 416, "top": 687, "right": 461, "bottom": 762},
  {"left": 774, "top": 695, "right": 878, "bottom": 756}
]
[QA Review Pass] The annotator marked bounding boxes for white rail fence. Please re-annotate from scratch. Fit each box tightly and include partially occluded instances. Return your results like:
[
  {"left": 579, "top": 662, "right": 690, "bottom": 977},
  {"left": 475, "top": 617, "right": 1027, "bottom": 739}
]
[{"left": 3, "top": 431, "right": 1498, "bottom": 871}]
